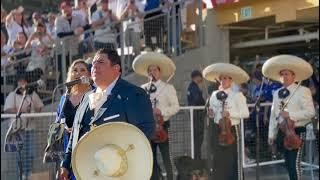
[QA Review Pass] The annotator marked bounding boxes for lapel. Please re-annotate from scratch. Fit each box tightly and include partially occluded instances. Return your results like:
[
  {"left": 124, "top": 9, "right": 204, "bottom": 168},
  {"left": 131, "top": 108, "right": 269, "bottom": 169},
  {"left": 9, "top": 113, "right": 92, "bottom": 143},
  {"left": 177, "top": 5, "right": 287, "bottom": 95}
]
[
  {"left": 72, "top": 92, "right": 92, "bottom": 150},
  {"left": 90, "top": 78, "right": 124, "bottom": 124},
  {"left": 77, "top": 91, "right": 93, "bottom": 126}
]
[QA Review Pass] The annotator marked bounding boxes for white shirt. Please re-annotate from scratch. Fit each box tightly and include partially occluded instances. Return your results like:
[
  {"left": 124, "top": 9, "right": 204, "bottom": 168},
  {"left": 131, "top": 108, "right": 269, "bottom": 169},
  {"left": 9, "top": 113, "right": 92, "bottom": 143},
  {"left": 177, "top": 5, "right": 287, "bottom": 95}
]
[
  {"left": 141, "top": 80, "right": 180, "bottom": 121},
  {"left": 4, "top": 89, "right": 44, "bottom": 113},
  {"left": 91, "top": 10, "right": 117, "bottom": 43},
  {"left": 209, "top": 87, "right": 249, "bottom": 126},
  {"left": 6, "top": 21, "right": 32, "bottom": 47},
  {"left": 4, "top": 89, "right": 44, "bottom": 130},
  {"left": 268, "top": 83, "right": 315, "bottom": 139},
  {"left": 122, "top": 0, "right": 145, "bottom": 32},
  {"left": 88, "top": 76, "right": 119, "bottom": 114}
]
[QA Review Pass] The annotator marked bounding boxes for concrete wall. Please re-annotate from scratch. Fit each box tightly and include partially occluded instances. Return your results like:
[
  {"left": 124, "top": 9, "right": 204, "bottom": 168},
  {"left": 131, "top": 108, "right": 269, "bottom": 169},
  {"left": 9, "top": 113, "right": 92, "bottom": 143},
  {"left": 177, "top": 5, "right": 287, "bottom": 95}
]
[{"left": 124, "top": 9, "right": 230, "bottom": 105}]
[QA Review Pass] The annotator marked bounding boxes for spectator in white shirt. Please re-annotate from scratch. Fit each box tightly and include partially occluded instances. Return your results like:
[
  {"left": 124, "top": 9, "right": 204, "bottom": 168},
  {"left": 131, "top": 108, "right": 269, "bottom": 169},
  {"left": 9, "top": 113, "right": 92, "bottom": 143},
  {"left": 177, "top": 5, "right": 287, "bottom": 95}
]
[
  {"left": 46, "top": 12, "right": 56, "bottom": 38},
  {"left": 120, "top": 0, "right": 144, "bottom": 56},
  {"left": 5, "top": 6, "right": 32, "bottom": 47},
  {"left": 91, "top": 0, "right": 119, "bottom": 51}
]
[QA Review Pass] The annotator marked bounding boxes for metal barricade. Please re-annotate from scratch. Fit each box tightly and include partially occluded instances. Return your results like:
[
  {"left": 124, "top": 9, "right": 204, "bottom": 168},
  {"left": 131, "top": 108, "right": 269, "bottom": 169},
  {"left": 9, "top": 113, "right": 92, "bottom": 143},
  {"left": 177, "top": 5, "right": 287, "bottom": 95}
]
[
  {"left": 1, "top": 103, "right": 318, "bottom": 179},
  {"left": 1, "top": 113, "right": 56, "bottom": 180}
]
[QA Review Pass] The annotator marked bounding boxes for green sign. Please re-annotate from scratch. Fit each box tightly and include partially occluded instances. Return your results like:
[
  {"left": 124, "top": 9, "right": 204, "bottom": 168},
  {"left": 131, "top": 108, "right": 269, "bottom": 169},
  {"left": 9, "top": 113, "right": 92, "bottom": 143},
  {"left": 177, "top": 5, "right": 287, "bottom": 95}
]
[{"left": 240, "top": 6, "right": 252, "bottom": 19}]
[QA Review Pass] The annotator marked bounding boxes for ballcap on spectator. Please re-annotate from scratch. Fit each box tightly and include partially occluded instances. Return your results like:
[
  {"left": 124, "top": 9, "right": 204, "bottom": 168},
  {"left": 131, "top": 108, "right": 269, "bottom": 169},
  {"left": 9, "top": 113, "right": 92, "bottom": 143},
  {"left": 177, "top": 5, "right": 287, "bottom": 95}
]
[
  {"left": 262, "top": 55, "right": 313, "bottom": 82},
  {"left": 191, "top": 70, "right": 203, "bottom": 79},
  {"left": 72, "top": 122, "right": 153, "bottom": 180},
  {"left": 132, "top": 50, "right": 176, "bottom": 78},
  {"left": 202, "top": 63, "right": 249, "bottom": 84}
]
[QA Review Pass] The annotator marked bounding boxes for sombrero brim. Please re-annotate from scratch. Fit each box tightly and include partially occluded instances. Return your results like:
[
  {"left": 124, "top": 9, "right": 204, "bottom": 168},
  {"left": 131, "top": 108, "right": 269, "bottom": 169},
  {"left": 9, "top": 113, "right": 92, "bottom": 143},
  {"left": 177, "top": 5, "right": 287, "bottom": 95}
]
[
  {"left": 72, "top": 122, "right": 153, "bottom": 180},
  {"left": 262, "top": 55, "right": 313, "bottom": 82},
  {"left": 202, "top": 63, "right": 249, "bottom": 84},
  {"left": 132, "top": 52, "right": 176, "bottom": 78}
]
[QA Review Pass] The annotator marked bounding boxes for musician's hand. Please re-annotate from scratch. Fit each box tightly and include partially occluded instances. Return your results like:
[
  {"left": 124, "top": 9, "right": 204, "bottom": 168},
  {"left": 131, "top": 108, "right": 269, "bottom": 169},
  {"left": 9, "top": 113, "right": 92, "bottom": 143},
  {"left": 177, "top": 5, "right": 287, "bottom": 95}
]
[
  {"left": 268, "top": 138, "right": 274, "bottom": 145},
  {"left": 280, "top": 111, "right": 290, "bottom": 119},
  {"left": 153, "top": 108, "right": 162, "bottom": 115},
  {"left": 66, "top": 128, "right": 72, "bottom": 133},
  {"left": 208, "top": 108, "right": 214, "bottom": 118},
  {"left": 59, "top": 167, "right": 69, "bottom": 180},
  {"left": 222, "top": 111, "right": 230, "bottom": 118}
]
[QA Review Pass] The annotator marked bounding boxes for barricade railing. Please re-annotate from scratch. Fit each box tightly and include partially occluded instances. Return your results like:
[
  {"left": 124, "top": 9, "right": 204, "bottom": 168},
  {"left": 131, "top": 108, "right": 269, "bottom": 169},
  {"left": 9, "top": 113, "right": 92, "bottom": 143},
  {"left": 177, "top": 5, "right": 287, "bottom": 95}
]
[{"left": 1, "top": 103, "right": 318, "bottom": 179}]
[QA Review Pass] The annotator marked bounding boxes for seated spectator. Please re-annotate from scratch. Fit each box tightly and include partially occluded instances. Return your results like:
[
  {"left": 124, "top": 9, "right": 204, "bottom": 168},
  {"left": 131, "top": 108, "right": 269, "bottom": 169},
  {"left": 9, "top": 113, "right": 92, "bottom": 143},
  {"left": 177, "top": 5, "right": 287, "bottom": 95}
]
[
  {"left": 91, "top": 0, "right": 119, "bottom": 51},
  {"left": 25, "top": 22, "right": 54, "bottom": 82},
  {"left": 5, "top": 6, "right": 32, "bottom": 46}
]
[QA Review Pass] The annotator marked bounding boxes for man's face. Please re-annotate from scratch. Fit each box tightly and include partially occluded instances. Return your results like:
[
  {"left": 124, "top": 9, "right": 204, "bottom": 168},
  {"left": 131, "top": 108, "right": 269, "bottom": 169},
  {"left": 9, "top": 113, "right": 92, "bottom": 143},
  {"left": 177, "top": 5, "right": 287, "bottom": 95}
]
[
  {"left": 91, "top": 53, "right": 120, "bottom": 88},
  {"left": 17, "top": 79, "right": 28, "bottom": 88},
  {"left": 147, "top": 65, "right": 161, "bottom": 81},
  {"left": 280, "top": 69, "right": 295, "bottom": 86},
  {"left": 193, "top": 76, "right": 203, "bottom": 85},
  {"left": 61, "top": 3, "right": 72, "bottom": 17},
  {"left": 219, "top": 74, "right": 232, "bottom": 89}
]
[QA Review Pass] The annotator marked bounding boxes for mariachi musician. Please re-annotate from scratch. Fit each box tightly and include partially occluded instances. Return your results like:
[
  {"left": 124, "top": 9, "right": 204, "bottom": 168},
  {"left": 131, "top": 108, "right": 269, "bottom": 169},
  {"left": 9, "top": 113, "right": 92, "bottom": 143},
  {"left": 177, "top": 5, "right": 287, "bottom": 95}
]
[
  {"left": 203, "top": 63, "right": 250, "bottom": 180},
  {"left": 132, "top": 51, "right": 180, "bottom": 180},
  {"left": 264, "top": 55, "right": 315, "bottom": 180}
]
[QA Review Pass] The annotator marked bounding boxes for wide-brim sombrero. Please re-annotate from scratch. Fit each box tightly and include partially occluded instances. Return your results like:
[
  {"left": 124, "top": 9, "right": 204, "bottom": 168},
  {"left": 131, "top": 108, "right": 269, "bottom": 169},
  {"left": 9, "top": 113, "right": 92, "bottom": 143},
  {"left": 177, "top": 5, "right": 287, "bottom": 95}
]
[
  {"left": 262, "top": 55, "right": 313, "bottom": 82},
  {"left": 202, "top": 63, "right": 249, "bottom": 84},
  {"left": 132, "top": 52, "right": 176, "bottom": 78},
  {"left": 71, "top": 122, "right": 153, "bottom": 180}
]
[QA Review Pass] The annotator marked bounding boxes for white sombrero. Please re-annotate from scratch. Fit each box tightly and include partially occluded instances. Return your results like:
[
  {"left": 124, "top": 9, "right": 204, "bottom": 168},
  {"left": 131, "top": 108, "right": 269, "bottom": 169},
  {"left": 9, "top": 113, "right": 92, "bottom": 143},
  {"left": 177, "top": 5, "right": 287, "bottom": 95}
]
[
  {"left": 202, "top": 63, "right": 250, "bottom": 84},
  {"left": 71, "top": 122, "right": 153, "bottom": 180},
  {"left": 262, "top": 55, "right": 313, "bottom": 82},
  {"left": 132, "top": 52, "right": 176, "bottom": 78}
]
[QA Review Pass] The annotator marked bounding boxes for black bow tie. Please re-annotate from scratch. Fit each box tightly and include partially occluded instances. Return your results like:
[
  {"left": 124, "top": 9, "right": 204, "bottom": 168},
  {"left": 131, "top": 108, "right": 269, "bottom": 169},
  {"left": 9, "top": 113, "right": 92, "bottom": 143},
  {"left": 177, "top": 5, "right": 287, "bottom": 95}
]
[
  {"left": 216, "top": 91, "right": 228, "bottom": 101},
  {"left": 147, "top": 83, "right": 157, "bottom": 94},
  {"left": 278, "top": 88, "right": 290, "bottom": 99}
]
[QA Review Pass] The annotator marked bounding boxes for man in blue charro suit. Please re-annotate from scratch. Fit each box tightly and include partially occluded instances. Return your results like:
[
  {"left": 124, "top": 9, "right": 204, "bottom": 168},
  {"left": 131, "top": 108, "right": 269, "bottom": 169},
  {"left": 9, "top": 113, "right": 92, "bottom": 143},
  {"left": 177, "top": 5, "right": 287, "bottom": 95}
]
[{"left": 59, "top": 48, "right": 155, "bottom": 180}]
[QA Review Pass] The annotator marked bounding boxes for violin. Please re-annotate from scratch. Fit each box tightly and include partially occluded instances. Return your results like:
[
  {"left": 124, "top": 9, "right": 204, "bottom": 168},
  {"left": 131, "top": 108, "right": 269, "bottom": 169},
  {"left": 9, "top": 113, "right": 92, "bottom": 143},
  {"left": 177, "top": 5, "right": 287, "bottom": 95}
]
[
  {"left": 151, "top": 98, "right": 168, "bottom": 143},
  {"left": 216, "top": 91, "right": 235, "bottom": 146},
  {"left": 277, "top": 88, "right": 302, "bottom": 150}
]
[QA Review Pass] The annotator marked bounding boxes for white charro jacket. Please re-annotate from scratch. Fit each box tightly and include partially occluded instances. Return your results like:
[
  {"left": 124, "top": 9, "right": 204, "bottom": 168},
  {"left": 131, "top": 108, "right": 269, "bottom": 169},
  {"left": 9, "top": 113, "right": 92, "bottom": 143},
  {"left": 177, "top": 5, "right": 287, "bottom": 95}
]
[
  {"left": 209, "top": 88, "right": 249, "bottom": 126},
  {"left": 141, "top": 80, "right": 180, "bottom": 121},
  {"left": 268, "top": 83, "right": 315, "bottom": 139}
]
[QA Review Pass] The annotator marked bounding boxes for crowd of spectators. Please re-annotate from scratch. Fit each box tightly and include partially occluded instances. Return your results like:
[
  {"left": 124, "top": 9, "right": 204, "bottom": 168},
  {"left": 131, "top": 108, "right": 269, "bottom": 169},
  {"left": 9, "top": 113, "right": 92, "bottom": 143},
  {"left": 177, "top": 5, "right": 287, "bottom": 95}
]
[{"left": 1, "top": 0, "right": 198, "bottom": 109}]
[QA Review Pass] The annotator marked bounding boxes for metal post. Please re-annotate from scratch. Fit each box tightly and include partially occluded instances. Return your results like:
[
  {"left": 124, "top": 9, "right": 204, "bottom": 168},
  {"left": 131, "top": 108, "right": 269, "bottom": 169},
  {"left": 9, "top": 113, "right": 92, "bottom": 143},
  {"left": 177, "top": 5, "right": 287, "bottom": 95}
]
[
  {"left": 167, "top": 12, "right": 171, "bottom": 55},
  {"left": 119, "top": 23, "right": 126, "bottom": 76},
  {"left": 190, "top": 107, "right": 195, "bottom": 159},
  {"left": 61, "top": 40, "right": 67, "bottom": 83},
  {"left": 172, "top": 5, "right": 177, "bottom": 56},
  {"left": 198, "top": 0, "right": 204, "bottom": 47}
]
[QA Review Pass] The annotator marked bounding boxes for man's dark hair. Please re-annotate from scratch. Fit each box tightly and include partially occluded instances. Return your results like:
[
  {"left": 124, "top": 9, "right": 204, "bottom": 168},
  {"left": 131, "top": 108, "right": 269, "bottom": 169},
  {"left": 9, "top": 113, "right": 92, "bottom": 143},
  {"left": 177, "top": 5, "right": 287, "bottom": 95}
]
[
  {"left": 96, "top": 48, "right": 122, "bottom": 71},
  {"left": 191, "top": 70, "right": 202, "bottom": 79}
]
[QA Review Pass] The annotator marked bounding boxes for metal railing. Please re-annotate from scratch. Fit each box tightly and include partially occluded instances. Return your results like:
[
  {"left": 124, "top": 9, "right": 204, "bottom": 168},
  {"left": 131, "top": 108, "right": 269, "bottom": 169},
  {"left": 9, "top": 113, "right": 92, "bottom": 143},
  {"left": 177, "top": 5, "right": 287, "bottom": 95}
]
[{"left": 1, "top": 103, "right": 318, "bottom": 179}]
